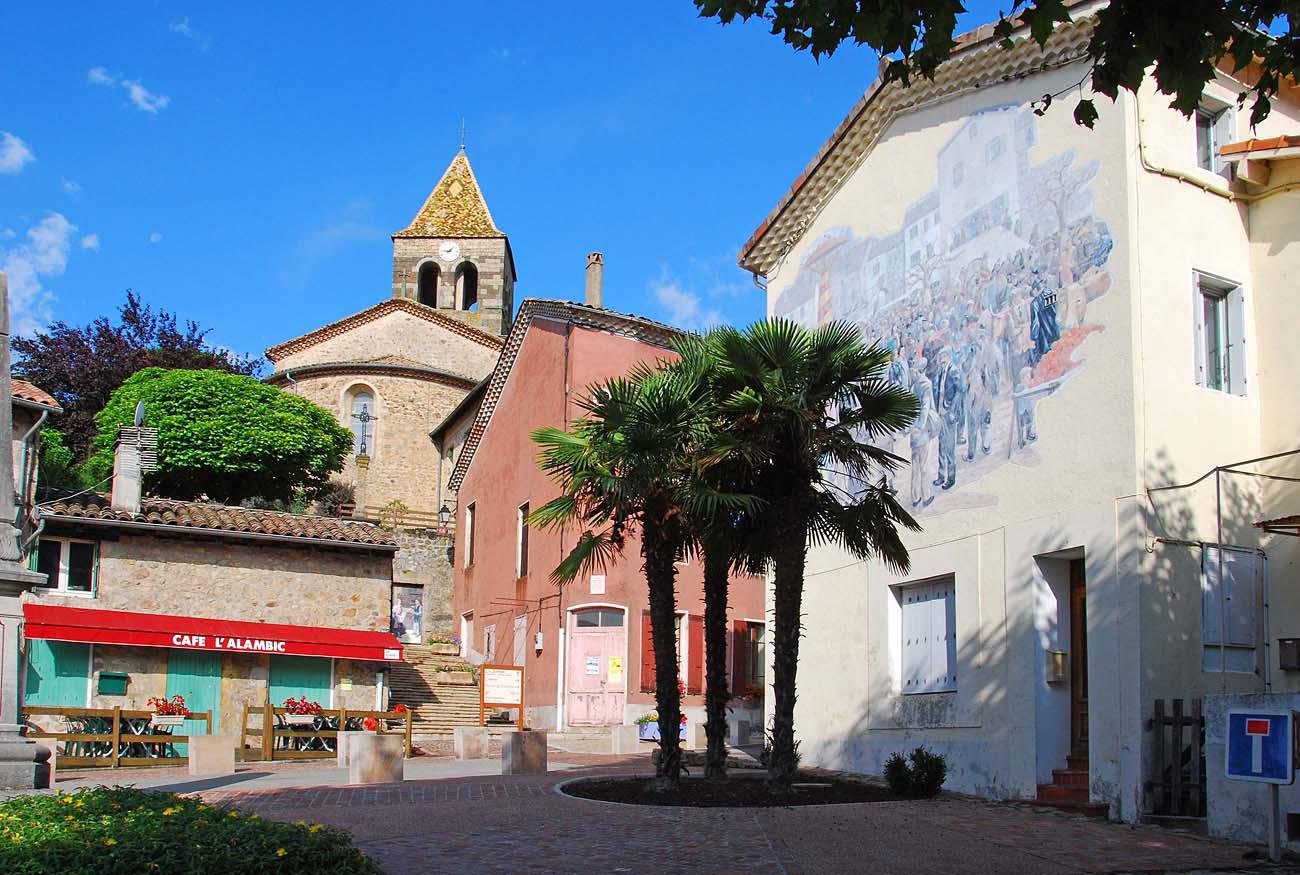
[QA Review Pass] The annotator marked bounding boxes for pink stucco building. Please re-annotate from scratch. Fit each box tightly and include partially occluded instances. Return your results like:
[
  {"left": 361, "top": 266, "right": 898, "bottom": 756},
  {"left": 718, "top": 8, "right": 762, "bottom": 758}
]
[{"left": 445, "top": 298, "right": 766, "bottom": 735}]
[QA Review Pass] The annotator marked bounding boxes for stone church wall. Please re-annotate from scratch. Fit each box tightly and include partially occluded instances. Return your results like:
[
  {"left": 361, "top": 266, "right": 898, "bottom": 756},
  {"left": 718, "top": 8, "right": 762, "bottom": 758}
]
[
  {"left": 392, "top": 529, "right": 455, "bottom": 638},
  {"left": 392, "top": 237, "right": 514, "bottom": 336}
]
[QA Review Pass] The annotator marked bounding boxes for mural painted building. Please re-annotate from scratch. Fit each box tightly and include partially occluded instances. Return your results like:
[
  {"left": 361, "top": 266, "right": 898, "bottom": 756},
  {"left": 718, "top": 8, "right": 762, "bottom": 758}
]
[
  {"left": 448, "top": 297, "right": 767, "bottom": 735},
  {"left": 741, "top": 4, "right": 1300, "bottom": 825}
]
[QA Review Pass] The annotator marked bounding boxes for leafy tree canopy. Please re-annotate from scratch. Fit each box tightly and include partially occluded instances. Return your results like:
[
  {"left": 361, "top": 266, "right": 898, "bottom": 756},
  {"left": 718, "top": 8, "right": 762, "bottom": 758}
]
[
  {"left": 694, "top": 1, "right": 1296, "bottom": 126},
  {"left": 36, "top": 429, "right": 79, "bottom": 495},
  {"left": 12, "top": 291, "right": 261, "bottom": 463},
  {"left": 83, "top": 368, "right": 353, "bottom": 505}
]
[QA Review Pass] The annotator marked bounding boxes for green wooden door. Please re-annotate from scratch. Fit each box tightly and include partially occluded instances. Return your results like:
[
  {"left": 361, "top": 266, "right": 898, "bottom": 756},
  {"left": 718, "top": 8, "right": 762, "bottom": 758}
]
[
  {"left": 165, "top": 651, "right": 221, "bottom": 752},
  {"left": 268, "top": 656, "right": 332, "bottom": 709},
  {"left": 24, "top": 640, "right": 90, "bottom": 706}
]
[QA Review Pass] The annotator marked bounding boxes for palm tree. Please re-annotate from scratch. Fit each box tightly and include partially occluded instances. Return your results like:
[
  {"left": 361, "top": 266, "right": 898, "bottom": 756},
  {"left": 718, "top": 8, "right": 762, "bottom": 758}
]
[
  {"left": 698, "top": 319, "right": 921, "bottom": 792},
  {"left": 529, "top": 366, "right": 753, "bottom": 788}
]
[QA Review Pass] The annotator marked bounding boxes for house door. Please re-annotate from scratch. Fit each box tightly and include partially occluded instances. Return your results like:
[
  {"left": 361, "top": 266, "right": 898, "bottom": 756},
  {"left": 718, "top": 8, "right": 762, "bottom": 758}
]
[
  {"left": 1069, "top": 558, "right": 1089, "bottom": 758},
  {"left": 566, "top": 608, "right": 626, "bottom": 726},
  {"left": 269, "top": 655, "right": 333, "bottom": 709},
  {"left": 166, "top": 650, "right": 222, "bottom": 750}
]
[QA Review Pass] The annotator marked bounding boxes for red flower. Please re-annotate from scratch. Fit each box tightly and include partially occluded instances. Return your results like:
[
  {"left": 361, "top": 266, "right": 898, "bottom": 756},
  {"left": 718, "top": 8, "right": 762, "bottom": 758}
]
[
  {"left": 148, "top": 695, "right": 191, "bottom": 717},
  {"left": 391, "top": 704, "right": 408, "bottom": 713},
  {"left": 363, "top": 716, "right": 379, "bottom": 731}
]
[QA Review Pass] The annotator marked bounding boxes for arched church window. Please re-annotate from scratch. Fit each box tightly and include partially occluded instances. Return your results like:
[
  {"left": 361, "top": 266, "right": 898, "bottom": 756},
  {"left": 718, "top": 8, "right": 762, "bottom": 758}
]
[
  {"left": 349, "top": 390, "right": 377, "bottom": 456},
  {"left": 417, "top": 263, "right": 440, "bottom": 307},
  {"left": 457, "top": 263, "right": 479, "bottom": 312}
]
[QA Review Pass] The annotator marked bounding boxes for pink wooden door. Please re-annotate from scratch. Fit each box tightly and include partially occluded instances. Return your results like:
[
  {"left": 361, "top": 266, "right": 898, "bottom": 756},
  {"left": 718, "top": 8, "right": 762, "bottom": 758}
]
[{"left": 567, "top": 610, "right": 626, "bottom": 726}]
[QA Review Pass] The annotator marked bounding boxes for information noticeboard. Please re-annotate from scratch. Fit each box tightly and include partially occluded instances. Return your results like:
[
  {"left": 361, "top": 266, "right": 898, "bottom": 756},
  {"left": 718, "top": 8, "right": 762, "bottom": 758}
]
[{"left": 479, "top": 663, "right": 525, "bottom": 731}]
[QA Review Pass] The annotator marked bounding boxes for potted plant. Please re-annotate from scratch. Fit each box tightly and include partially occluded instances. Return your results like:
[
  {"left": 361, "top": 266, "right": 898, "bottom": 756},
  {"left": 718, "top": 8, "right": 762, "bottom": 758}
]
[
  {"left": 148, "top": 695, "right": 191, "bottom": 727},
  {"left": 426, "top": 634, "right": 460, "bottom": 656},
  {"left": 283, "top": 696, "right": 324, "bottom": 726},
  {"left": 635, "top": 711, "right": 688, "bottom": 742},
  {"left": 743, "top": 683, "right": 765, "bottom": 709}
]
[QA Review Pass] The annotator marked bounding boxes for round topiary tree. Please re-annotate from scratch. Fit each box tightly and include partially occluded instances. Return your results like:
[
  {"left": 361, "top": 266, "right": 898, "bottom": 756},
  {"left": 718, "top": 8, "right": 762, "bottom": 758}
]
[{"left": 83, "top": 367, "right": 353, "bottom": 505}]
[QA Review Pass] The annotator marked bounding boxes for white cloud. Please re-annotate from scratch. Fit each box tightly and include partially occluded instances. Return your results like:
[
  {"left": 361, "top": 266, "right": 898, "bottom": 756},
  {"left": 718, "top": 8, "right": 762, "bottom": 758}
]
[
  {"left": 148, "top": 232, "right": 163, "bottom": 244},
  {"left": 280, "top": 198, "right": 383, "bottom": 286},
  {"left": 1, "top": 213, "right": 77, "bottom": 336},
  {"left": 80, "top": 233, "right": 99, "bottom": 251},
  {"left": 0, "top": 229, "right": 14, "bottom": 240},
  {"left": 649, "top": 267, "right": 725, "bottom": 331},
  {"left": 87, "top": 66, "right": 117, "bottom": 87},
  {"left": 87, "top": 67, "right": 170, "bottom": 113},
  {"left": 0, "top": 132, "right": 35, "bottom": 174},
  {"left": 122, "top": 80, "right": 170, "bottom": 114},
  {"left": 170, "top": 17, "right": 193, "bottom": 36},
  {"left": 170, "top": 17, "right": 212, "bottom": 51},
  {"left": 491, "top": 48, "right": 512, "bottom": 60},
  {"left": 62, "top": 178, "right": 82, "bottom": 195}
]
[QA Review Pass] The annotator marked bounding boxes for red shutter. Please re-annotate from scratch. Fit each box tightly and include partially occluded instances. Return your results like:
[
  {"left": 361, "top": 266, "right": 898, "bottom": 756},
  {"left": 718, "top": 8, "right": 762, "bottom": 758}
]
[
  {"left": 639, "top": 611, "right": 656, "bottom": 693},
  {"left": 731, "top": 619, "right": 748, "bottom": 699},
  {"left": 687, "top": 614, "right": 704, "bottom": 695}
]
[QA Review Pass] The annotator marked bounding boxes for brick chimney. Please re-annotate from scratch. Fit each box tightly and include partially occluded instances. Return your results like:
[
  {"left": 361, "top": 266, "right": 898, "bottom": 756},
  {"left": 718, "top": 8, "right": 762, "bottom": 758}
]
[
  {"left": 110, "top": 432, "right": 143, "bottom": 514},
  {"left": 585, "top": 252, "right": 604, "bottom": 308}
]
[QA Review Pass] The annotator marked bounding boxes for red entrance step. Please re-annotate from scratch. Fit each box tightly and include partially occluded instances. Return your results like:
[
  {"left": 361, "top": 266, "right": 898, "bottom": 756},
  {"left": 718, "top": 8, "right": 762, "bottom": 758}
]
[{"left": 1033, "top": 758, "right": 1108, "bottom": 816}]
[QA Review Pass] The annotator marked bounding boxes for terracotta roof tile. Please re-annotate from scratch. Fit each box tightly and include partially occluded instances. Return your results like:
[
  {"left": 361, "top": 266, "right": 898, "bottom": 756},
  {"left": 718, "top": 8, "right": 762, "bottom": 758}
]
[
  {"left": 41, "top": 494, "right": 397, "bottom": 548},
  {"left": 393, "top": 151, "right": 503, "bottom": 239},
  {"left": 265, "top": 299, "right": 504, "bottom": 363},
  {"left": 11, "top": 378, "right": 61, "bottom": 412},
  {"left": 1219, "top": 135, "right": 1300, "bottom": 156}
]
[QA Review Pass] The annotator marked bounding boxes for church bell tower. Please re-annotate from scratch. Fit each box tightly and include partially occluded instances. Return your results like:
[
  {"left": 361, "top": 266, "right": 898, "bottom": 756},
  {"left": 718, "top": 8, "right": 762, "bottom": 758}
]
[{"left": 391, "top": 149, "right": 515, "bottom": 335}]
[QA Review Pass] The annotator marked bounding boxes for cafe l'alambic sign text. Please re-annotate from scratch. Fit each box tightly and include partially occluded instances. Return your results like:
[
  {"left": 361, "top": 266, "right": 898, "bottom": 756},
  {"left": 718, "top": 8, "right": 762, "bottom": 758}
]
[{"left": 172, "top": 634, "right": 290, "bottom": 653}]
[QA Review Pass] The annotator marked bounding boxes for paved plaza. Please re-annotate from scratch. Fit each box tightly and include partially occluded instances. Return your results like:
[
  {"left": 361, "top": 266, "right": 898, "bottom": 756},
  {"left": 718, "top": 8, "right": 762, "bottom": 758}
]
[{"left": 45, "top": 753, "right": 1297, "bottom": 874}]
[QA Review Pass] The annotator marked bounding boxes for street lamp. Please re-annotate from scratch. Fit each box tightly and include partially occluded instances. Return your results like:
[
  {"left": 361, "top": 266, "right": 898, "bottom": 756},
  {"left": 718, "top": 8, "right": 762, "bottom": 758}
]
[{"left": 438, "top": 503, "right": 451, "bottom": 526}]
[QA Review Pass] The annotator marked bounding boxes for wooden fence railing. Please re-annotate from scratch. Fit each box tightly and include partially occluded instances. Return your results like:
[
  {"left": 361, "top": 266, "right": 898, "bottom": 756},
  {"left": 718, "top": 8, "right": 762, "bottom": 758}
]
[
  {"left": 238, "top": 704, "right": 413, "bottom": 761},
  {"left": 23, "top": 705, "right": 213, "bottom": 769},
  {"left": 1146, "top": 698, "right": 1206, "bottom": 817}
]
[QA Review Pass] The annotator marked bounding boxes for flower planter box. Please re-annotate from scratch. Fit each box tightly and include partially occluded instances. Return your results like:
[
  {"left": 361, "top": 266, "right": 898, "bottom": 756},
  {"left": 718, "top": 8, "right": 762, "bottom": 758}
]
[
  {"left": 284, "top": 714, "right": 318, "bottom": 726},
  {"left": 434, "top": 671, "right": 476, "bottom": 686},
  {"left": 428, "top": 644, "right": 460, "bottom": 656},
  {"left": 637, "top": 721, "right": 687, "bottom": 742},
  {"left": 150, "top": 715, "right": 186, "bottom": 727}
]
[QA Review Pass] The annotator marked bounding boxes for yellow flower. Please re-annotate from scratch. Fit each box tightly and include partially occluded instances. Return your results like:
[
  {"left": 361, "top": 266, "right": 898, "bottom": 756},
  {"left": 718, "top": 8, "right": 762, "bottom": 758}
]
[
  {"left": 309, "top": 824, "right": 323, "bottom": 833},
  {"left": 276, "top": 848, "right": 287, "bottom": 858},
  {"left": 295, "top": 820, "right": 306, "bottom": 826},
  {"left": 228, "top": 810, "right": 240, "bottom": 818},
  {"left": 106, "top": 838, "right": 117, "bottom": 846},
  {"left": 162, "top": 806, "right": 179, "bottom": 816}
]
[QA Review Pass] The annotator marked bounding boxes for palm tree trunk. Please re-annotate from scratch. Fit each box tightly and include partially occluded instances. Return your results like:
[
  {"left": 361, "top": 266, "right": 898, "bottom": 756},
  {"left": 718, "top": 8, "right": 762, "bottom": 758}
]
[
  {"left": 767, "top": 514, "right": 807, "bottom": 793},
  {"left": 642, "top": 511, "right": 683, "bottom": 791},
  {"left": 702, "top": 542, "right": 730, "bottom": 778}
]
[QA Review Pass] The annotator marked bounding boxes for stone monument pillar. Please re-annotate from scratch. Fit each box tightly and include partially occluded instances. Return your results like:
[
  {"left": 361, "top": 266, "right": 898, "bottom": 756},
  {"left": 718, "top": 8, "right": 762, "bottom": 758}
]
[{"left": 0, "top": 271, "right": 52, "bottom": 789}]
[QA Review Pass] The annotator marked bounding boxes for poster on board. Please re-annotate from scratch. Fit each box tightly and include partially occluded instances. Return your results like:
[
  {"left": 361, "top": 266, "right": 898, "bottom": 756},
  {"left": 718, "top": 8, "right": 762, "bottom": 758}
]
[{"left": 479, "top": 663, "right": 525, "bottom": 730}]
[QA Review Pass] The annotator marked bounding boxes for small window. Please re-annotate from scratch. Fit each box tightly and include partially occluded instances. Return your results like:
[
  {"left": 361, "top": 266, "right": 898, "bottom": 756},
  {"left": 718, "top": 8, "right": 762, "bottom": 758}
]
[
  {"left": 985, "top": 135, "right": 1005, "bottom": 163},
  {"left": 484, "top": 624, "right": 496, "bottom": 661},
  {"left": 574, "top": 608, "right": 624, "bottom": 628},
  {"left": 899, "top": 578, "right": 956, "bottom": 694},
  {"left": 1194, "top": 105, "right": 1234, "bottom": 178},
  {"left": 1193, "top": 273, "right": 1246, "bottom": 395},
  {"left": 35, "top": 538, "right": 97, "bottom": 596},
  {"left": 457, "top": 262, "right": 479, "bottom": 311},
  {"left": 746, "top": 622, "right": 765, "bottom": 689},
  {"left": 464, "top": 502, "right": 476, "bottom": 568},
  {"left": 1202, "top": 545, "right": 1257, "bottom": 673},
  {"left": 349, "top": 390, "right": 377, "bottom": 456},
  {"left": 516, "top": 502, "right": 529, "bottom": 578}
]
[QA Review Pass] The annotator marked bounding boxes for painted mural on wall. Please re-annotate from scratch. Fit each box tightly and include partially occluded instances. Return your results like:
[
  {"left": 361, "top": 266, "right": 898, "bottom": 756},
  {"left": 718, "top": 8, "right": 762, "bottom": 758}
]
[{"left": 775, "top": 104, "right": 1114, "bottom": 514}]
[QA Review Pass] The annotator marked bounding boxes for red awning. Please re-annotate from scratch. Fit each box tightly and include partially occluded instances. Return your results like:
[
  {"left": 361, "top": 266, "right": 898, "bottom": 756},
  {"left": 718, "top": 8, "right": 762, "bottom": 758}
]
[{"left": 23, "top": 604, "right": 404, "bottom": 662}]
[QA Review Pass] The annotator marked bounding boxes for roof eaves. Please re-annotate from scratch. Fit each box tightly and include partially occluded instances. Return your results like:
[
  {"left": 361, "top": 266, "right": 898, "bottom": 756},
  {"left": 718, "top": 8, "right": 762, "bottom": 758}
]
[{"left": 265, "top": 299, "right": 504, "bottom": 363}]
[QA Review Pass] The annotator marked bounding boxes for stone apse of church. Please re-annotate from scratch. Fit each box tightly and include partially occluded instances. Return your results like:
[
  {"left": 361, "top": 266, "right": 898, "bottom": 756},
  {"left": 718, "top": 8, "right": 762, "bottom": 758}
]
[{"left": 774, "top": 103, "right": 1116, "bottom": 515}]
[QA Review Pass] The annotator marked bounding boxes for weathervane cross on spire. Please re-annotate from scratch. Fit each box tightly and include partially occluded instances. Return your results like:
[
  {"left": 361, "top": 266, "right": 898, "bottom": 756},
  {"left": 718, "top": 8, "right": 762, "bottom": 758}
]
[{"left": 458, "top": 117, "right": 469, "bottom": 151}]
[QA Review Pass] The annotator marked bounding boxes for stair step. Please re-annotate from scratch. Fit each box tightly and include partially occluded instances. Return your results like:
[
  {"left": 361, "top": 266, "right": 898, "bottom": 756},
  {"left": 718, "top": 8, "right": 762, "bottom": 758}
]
[
  {"left": 1050, "top": 768, "right": 1089, "bottom": 787},
  {"left": 1066, "top": 755, "right": 1089, "bottom": 771},
  {"left": 1037, "top": 783, "right": 1089, "bottom": 804}
]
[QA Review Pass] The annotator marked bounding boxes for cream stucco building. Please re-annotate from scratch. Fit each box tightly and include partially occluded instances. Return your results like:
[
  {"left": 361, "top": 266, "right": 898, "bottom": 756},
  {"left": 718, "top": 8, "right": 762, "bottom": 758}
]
[{"left": 742, "top": 5, "right": 1300, "bottom": 823}]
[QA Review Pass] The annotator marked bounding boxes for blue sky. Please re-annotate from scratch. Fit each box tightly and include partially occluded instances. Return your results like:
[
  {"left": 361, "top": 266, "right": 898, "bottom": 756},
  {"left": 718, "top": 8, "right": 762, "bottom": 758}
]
[{"left": 2, "top": 2, "right": 1004, "bottom": 360}]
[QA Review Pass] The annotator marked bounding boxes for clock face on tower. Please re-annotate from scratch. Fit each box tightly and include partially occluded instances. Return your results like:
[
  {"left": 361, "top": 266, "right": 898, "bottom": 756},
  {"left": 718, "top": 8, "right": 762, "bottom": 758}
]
[{"left": 439, "top": 241, "right": 461, "bottom": 263}]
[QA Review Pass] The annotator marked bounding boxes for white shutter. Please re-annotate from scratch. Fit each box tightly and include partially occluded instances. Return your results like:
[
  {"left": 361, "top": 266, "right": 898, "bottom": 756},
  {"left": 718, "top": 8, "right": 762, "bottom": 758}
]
[
  {"left": 1213, "top": 109, "right": 1236, "bottom": 178},
  {"left": 1226, "top": 286, "right": 1246, "bottom": 395},
  {"left": 930, "top": 582, "right": 957, "bottom": 693},
  {"left": 1222, "top": 548, "right": 1257, "bottom": 647},
  {"left": 1192, "top": 275, "right": 1207, "bottom": 387},
  {"left": 901, "top": 586, "right": 929, "bottom": 693},
  {"left": 1202, "top": 545, "right": 1223, "bottom": 646}
]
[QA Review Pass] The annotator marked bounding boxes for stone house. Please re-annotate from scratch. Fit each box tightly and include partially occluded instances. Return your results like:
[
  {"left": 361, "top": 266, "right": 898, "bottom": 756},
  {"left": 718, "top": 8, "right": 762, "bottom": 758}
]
[
  {"left": 264, "top": 149, "right": 512, "bottom": 639},
  {"left": 20, "top": 434, "right": 403, "bottom": 737},
  {"left": 448, "top": 293, "right": 767, "bottom": 735},
  {"left": 739, "top": 2, "right": 1300, "bottom": 826}
]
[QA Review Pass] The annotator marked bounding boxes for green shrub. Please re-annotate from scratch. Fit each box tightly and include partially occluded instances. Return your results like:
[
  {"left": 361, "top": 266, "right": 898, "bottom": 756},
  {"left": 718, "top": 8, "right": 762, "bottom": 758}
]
[
  {"left": 884, "top": 746, "right": 947, "bottom": 798},
  {"left": 0, "top": 786, "right": 383, "bottom": 874}
]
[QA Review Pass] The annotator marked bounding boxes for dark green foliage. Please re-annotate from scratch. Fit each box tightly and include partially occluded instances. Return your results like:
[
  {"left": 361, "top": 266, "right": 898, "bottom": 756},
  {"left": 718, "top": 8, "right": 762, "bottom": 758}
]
[
  {"left": 83, "top": 368, "right": 353, "bottom": 505},
  {"left": 695, "top": 1, "right": 1296, "bottom": 126},
  {"left": 313, "top": 480, "right": 357, "bottom": 517},
  {"left": 0, "top": 786, "right": 383, "bottom": 874},
  {"left": 36, "top": 429, "right": 80, "bottom": 494},
  {"left": 884, "top": 746, "right": 948, "bottom": 798}
]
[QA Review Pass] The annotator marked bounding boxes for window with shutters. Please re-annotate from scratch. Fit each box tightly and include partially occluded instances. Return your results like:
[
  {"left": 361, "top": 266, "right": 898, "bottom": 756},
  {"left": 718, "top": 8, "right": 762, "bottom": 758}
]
[
  {"left": 1202, "top": 544, "right": 1258, "bottom": 673},
  {"left": 516, "top": 502, "right": 529, "bottom": 578},
  {"left": 483, "top": 624, "right": 496, "bottom": 662},
  {"left": 898, "top": 578, "right": 957, "bottom": 694},
  {"left": 34, "top": 538, "right": 97, "bottom": 597},
  {"left": 732, "top": 620, "right": 766, "bottom": 698},
  {"left": 1193, "top": 272, "right": 1246, "bottom": 396},
  {"left": 463, "top": 502, "right": 475, "bottom": 568},
  {"left": 1194, "top": 101, "right": 1235, "bottom": 178}
]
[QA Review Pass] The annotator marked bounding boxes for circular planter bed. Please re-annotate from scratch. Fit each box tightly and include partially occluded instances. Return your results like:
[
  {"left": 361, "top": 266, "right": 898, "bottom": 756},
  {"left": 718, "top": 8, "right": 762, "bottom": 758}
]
[{"left": 560, "top": 774, "right": 903, "bottom": 807}]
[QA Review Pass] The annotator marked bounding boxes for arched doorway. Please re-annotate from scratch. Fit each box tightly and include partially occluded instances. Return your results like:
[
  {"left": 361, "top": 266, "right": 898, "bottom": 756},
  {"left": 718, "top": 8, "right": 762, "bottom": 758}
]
[
  {"left": 457, "top": 262, "right": 479, "bottom": 311},
  {"left": 566, "top": 606, "right": 626, "bottom": 726},
  {"left": 417, "top": 262, "right": 440, "bottom": 307}
]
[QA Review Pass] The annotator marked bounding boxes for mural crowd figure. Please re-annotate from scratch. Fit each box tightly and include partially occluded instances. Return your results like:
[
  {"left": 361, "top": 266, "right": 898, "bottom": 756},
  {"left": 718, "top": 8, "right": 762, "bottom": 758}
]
[{"left": 777, "top": 105, "right": 1115, "bottom": 513}]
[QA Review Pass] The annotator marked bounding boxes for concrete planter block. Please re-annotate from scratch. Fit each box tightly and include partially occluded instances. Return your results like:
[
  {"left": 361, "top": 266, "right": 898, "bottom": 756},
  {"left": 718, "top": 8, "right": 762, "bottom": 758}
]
[
  {"left": 336, "top": 730, "right": 369, "bottom": 767},
  {"left": 435, "top": 670, "right": 476, "bottom": 685},
  {"left": 501, "top": 730, "right": 547, "bottom": 774},
  {"left": 348, "top": 733, "right": 405, "bottom": 785},
  {"left": 428, "top": 644, "right": 460, "bottom": 656},
  {"left": 187, "top": 735, "right": 236, "bottom": 777},
  {"left": 453, "top": 726, "right": 489, "bottom": 760},
  {"left": 684, "top": 721, "right": 708, "bottom": 751},
  {"left": 611, "top": 724, "right": 643, "bottom": 755}
]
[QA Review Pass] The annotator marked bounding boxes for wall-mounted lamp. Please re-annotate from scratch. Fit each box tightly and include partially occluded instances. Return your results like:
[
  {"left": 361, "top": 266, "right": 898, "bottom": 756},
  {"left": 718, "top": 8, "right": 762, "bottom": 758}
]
[
  {"left": 534, "top": 631, "right": 544, "bottom": 652},
  {"left": 438, "top": 503, "right": 451, "bottom": 526},
  {"left": 1046, "top": 650, "right": 1068, "bottom": 684}
]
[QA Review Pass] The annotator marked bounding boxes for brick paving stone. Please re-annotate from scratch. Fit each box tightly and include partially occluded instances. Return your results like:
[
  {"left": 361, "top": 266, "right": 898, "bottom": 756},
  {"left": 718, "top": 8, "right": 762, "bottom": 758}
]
[{"left": 189, "top": 766, "right": 1294, "bottom": 875}]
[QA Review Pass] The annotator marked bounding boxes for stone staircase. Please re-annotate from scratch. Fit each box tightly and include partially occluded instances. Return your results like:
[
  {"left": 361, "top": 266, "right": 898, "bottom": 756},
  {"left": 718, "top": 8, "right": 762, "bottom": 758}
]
[
  {"left": 1036, "top": 755, "right": 1105, "bottom": 815},
  {"left": 387, "top": 644, "right": 484, "bottom": 735}
]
